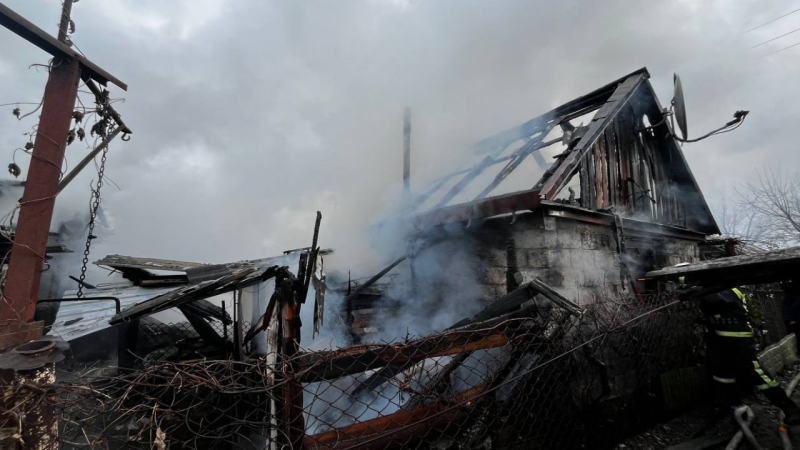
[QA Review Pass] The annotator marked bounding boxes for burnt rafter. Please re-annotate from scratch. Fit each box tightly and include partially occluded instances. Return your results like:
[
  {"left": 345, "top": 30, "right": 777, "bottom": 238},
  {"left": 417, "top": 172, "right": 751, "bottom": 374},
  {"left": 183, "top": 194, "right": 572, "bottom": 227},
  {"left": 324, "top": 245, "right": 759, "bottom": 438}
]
[{"left": 413, "top": 67, "right": 720, "bottom": 236}]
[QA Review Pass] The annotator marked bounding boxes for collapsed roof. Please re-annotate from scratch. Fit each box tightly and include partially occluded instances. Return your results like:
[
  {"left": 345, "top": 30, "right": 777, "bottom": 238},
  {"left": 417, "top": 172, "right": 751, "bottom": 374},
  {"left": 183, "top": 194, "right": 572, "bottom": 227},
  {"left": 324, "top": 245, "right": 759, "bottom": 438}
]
[
  {"left": 47, "top": 249, "right": 332, "bottom": 340},
  {"left": 414, "top": 67, "right": 720, "bottom": 236}
]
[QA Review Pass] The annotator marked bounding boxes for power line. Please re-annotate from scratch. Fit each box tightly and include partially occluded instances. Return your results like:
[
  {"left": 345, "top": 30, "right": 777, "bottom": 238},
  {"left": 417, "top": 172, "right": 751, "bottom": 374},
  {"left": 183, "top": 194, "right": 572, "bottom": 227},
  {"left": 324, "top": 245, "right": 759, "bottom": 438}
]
[
  {"left": 763, "top": 41, "right": 800, "bottom": 57},
  {"left": 742, "top": 7, "right": 800, "bottom": 34},
  {"left": 751, "top": 26, "right": 800, "bottom": 48}
]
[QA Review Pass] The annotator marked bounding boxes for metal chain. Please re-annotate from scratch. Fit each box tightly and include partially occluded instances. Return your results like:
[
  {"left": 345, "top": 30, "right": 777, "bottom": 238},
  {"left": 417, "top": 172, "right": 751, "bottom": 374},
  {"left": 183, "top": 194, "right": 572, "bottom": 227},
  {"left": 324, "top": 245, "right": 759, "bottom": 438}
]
[{"left": 76, "top": 113, "right": 112, "bottom": 297}]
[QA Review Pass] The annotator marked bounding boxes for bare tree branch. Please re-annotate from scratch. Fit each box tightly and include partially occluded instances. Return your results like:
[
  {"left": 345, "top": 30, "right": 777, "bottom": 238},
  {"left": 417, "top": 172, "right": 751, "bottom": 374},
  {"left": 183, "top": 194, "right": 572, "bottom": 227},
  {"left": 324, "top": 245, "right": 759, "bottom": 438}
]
[{"left": 729, "top": 166, "right": 800, "bottom": 248}]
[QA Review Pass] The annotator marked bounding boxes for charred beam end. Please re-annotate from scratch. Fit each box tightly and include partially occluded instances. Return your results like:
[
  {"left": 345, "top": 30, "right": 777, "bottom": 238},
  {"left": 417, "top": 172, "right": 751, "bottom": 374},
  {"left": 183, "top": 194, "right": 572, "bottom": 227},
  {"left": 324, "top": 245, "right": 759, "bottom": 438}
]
[
  {"left": 0, "top": 3, "right": 127, "bottom": 91},
  {"left": 645, "top": 246, "right": 800, "bottom": 288},
  {"left": 305, "top": 384, "right": 487, "bottom": 449},
  {"left": 342, "top": 256, "right": 406, "bottom": 307},
  {"left": 300, "top": 211, "right": 322, "bottom": 303},
  {"left": 450, "top": 280, "right": 539, "bottom": 329},
  {"left": 293, "top": 319, "right": 535, "bottom": 383},
  {"left": 413, "top": 189, "right": 542, "bottom": 228},
  {"left": 527, "top": 277, "right": 585, "bottom": 317}
]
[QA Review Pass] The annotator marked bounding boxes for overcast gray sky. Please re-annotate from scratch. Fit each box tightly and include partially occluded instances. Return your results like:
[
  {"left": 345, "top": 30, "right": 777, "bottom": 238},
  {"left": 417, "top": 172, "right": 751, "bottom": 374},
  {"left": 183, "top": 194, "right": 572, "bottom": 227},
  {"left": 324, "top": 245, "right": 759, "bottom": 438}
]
[{"left": 1, "top": 0, "right": 799, "bottom": 275}]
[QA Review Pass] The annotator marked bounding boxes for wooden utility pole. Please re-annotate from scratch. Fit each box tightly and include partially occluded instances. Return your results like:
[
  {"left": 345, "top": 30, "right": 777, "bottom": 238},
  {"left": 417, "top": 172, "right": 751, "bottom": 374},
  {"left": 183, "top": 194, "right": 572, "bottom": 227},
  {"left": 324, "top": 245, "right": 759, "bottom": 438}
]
[
  {"left": 0, "top": 2, "right": 127, "bottom": 325},
  {"left": 1, "top": 57, "right": 80, "bottom": 322}
]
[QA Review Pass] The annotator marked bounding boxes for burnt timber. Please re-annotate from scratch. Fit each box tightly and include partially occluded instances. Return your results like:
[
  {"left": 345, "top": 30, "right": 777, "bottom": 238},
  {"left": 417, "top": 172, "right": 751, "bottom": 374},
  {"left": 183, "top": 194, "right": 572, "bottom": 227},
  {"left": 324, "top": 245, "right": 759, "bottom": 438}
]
[{"left": 645, "top": 246, "right": 800, "bottom": 288}]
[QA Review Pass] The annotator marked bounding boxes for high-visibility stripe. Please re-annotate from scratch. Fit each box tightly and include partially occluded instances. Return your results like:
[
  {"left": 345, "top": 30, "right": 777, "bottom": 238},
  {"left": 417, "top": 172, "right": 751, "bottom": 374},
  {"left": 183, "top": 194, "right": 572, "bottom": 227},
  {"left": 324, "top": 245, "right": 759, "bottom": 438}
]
[
  {"left": 732, "top": 288, "right": 746, "bottom": 301},
  {"left": 715, "top": 330, "right": 754, "bottom": 338},
  {"left": 753, "top": 361, "right": 779, "bottom": 388},
  {"left": 756, "top": 383, "right": 774, "bottom": 390},
  {"left": 713, "top": 375, "right": 737, "bottom": 384}
]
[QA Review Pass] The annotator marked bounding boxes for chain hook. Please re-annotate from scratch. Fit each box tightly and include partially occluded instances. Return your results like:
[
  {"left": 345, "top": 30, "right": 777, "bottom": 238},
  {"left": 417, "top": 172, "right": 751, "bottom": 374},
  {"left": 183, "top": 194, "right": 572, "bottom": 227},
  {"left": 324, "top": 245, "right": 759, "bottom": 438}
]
[
  {"left": 121, "top": 132, "right": 131, "bottom": 142},
  {"left": 77, "top": 114, "right": 112, "bottom": 298}
]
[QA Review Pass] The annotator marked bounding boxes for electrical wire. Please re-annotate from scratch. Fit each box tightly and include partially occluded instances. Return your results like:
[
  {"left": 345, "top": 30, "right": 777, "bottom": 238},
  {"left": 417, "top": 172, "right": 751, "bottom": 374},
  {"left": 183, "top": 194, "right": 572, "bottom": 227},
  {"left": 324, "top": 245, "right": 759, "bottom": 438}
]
[
  {"left": 742, "top": 7, "right": 800, "bottom": 34},
  {"left": 751, "top": 26, "right": 800, "bottom": 49},
  {"left": 674, "top": 115, "right": 747, "bottom": 143},
  {"left": 764, "top": 41, "right": 800, "bottom": 57}
]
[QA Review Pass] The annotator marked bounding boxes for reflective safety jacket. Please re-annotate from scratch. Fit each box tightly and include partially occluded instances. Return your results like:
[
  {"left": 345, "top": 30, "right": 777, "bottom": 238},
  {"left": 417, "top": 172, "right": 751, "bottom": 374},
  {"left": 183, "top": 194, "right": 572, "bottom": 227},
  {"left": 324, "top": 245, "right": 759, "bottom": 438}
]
[{"left": 701, "top": 288, "right": 753, "bottom": 338}]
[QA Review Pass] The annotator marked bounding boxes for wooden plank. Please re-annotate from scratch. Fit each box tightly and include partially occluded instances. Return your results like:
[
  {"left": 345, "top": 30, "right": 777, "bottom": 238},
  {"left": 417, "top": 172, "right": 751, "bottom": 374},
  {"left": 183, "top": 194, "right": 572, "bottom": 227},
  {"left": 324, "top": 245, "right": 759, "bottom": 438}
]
[
  {"left": 620, "top": 110, "right": 634, "bottom": 214},
  {"left": 606, "top": 126, "right": 619, "bottom": 207},
  {"left": 594, "top": 141, "right": 604, "bottom": 209},
  {"left": 95, "top": 254, "right": 206, "bottom": 272},
  {"left": 599, "top": 132, "right": 610, "bottom": 209},
  {"left": 414, "top": 189, "right": 542, "bottom": 228},
  {"left": 615, "top": 117, "right": 628, "bottom": 212},
  {"left": 630, "top": 122, "right": 642, "bottom": 214},
  {"left": 295, "top": 326, "right": 517, "bottom": 383},
  {"left": 0, "top": 56, "right": 81, "bottom": 322},
  {"left": 646, "top": 246, "right": 800, "bottom": 280},
  {"left": 579, "top": 153, "right": 589, "bottom": 208},
  {"left": 0, "top": 3, "right": 127, "bottom": 90},
  {"left": 305, "top": 385, "right": 485, "bottom": 449},
  {"left": 278, "top": 278, "right": 305, "bottom": 450},
  {"left": 587, "top": 146, "right": 597, "bottom": 209}
]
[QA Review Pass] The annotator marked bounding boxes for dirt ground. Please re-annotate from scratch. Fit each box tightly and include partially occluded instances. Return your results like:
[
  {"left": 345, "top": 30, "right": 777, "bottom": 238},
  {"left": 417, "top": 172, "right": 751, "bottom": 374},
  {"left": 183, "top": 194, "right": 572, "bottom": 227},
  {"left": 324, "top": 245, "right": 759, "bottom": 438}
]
[{"left": 617, "top": 362, "right": 800, "bottom": 449}]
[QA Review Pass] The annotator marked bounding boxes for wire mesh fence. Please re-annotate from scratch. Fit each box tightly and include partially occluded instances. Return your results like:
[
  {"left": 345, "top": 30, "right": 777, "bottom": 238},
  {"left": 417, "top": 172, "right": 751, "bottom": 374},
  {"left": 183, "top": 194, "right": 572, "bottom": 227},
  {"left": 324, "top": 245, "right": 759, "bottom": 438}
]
[
  {"left": 750, "top": 287, "right": 787, "bottom": 346},
  {"left": 3, "top": 292, "right": 714, "bottom": 450}
]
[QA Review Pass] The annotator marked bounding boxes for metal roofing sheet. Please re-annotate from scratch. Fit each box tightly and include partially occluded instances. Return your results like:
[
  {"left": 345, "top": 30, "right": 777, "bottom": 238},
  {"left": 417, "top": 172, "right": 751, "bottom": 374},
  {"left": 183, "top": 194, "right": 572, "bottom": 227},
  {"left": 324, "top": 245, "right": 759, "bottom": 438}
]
[{"left": 48, "top": 284, "right": 175, "bottom": 341}]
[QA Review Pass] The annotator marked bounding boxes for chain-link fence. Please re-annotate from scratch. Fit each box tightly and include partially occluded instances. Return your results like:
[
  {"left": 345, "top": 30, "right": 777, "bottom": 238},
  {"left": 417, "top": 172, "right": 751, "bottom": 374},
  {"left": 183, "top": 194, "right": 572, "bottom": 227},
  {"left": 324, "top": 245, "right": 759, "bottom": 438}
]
[{"left": 5, "top": 293, "right": 713, "bottom": 450}]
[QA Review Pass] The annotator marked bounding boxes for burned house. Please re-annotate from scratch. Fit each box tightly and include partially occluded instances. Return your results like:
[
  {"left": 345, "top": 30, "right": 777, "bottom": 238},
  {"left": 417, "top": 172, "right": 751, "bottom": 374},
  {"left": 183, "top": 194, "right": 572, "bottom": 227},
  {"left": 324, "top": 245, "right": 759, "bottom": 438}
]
[
  {"left": 416, "top": 67, "right": 720, "bottom": 298},
  {"left": 347, "top": 68, "right": 720, "bottom": 340}
]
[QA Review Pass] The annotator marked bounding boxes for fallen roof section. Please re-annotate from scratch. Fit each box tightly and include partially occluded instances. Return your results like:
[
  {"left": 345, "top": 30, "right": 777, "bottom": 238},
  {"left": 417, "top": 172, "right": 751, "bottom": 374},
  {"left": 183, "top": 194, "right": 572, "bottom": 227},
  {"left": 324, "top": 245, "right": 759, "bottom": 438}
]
[
  {"left": 645, "top": 246, "right": 800, "bottom": 288},
  {"left": 95, "top": 254, "right": 206, "bottom": 272},
  {"left": 47, "top": 284, "right": 232, "bottom": 342},
  {"left": 108, "top": 265, "right": 268, "bottom": 325}
]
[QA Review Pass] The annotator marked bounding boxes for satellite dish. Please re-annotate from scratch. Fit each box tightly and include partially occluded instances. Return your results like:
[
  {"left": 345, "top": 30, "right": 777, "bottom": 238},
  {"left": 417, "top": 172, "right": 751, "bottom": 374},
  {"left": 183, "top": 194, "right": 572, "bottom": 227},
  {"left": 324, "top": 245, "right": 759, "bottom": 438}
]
[{"left": 673, "top": 73, "right": 688, "bottom": 141}]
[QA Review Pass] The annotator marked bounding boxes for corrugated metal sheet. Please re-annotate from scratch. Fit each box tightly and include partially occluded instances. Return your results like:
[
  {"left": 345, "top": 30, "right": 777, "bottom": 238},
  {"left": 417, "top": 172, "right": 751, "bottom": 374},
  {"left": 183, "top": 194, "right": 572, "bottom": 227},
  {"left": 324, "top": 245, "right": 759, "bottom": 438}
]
[
  {"left": 48, "top": 284, "right": 175, "bottom": 341},
  {"left": 49, "top": 249, "right": 333, "bottom": 341}
]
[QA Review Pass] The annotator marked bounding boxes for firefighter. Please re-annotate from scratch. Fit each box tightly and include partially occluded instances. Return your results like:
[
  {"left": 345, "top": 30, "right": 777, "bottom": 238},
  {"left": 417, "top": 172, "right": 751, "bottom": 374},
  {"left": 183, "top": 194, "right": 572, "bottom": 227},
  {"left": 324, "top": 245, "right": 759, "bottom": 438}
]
[{"left": 700, "top": 286, "right": 800, "bottom": 424}]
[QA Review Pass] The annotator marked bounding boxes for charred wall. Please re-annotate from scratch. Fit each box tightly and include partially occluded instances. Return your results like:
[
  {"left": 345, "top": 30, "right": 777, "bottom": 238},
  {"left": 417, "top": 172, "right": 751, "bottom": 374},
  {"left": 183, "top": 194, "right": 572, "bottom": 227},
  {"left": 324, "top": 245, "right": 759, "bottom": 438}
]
[{"left": 461, "top": 210, "right": 701, "bottom": 305}]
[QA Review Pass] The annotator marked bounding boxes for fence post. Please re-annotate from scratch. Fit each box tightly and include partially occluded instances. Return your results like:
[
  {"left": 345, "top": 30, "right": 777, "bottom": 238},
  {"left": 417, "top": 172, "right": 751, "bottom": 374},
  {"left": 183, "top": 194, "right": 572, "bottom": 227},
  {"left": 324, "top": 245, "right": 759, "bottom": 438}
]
[{"left": 276, "top": 277, "right": 305, "bottom": 449}]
